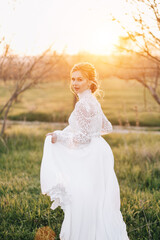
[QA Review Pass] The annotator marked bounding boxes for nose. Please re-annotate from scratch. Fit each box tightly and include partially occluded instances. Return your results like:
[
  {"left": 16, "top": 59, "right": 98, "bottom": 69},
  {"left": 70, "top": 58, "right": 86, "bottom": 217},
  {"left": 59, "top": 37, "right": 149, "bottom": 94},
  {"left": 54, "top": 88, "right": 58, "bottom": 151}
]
[{"left": 72, "top": 80, "right": 78, "bottom": 86}]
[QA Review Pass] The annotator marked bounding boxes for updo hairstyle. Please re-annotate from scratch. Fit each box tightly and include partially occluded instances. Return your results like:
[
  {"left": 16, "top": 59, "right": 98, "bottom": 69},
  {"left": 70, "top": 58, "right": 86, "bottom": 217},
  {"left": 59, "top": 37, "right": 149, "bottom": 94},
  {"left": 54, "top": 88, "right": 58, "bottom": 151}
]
[{"left": 70, "top": 62, "right": 99, "bottom": 94}]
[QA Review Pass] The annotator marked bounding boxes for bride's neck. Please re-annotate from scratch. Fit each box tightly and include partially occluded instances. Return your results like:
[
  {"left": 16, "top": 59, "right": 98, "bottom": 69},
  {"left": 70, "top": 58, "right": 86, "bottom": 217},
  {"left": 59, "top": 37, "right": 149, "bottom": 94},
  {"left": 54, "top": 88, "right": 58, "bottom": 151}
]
[{"left": 77, "top": 89, "right": 92, "bottom": 99}]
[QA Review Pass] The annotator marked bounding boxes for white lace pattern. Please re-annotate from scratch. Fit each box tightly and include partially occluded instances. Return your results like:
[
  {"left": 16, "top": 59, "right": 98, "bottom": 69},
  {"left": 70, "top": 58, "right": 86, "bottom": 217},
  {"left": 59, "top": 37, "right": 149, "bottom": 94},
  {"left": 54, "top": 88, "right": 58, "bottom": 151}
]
[{"left": 54, "top": 89, "right": 112, "bottom": 148}]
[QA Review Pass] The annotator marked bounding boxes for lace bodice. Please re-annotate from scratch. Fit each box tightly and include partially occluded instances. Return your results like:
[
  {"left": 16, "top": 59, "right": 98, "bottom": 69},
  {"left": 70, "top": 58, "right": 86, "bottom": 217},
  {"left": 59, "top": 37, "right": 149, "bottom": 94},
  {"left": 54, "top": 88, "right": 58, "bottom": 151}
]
[{"left": 54, "top": 89, "right": 112, "bottom": 148}]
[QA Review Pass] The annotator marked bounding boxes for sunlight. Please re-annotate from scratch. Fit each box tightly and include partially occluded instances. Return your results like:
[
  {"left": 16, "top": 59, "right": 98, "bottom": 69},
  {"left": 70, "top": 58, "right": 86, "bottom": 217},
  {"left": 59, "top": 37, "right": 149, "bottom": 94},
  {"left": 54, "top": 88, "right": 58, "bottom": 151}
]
[
  {"left": 0, "top": 0, "right": 128, "bottom": 56},
  {"left": 84, "top": 24, "right": 121, "bottom": 55}
]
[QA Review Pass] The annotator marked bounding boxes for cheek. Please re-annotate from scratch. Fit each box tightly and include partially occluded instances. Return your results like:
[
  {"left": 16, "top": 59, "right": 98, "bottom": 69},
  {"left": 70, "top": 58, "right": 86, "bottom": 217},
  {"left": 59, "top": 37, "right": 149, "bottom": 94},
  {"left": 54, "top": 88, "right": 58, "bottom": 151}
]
[
  {"left": 81, "top": 80, "right": 88, "bottom": 88},
  {"left": 71, "top": 81, "right": 75, "bottom": 86}
]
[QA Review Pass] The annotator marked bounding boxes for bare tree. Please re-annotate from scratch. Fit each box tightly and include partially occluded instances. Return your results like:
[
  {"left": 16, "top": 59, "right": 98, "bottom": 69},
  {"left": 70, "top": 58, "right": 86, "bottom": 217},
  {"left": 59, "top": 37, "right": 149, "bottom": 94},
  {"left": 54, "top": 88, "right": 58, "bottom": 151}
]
[
  {"left": 0, "top": 40, "right": 61, "bottom": 136},
  {"left": 112, "top": 0, "right": 160, "bottom": 105}
]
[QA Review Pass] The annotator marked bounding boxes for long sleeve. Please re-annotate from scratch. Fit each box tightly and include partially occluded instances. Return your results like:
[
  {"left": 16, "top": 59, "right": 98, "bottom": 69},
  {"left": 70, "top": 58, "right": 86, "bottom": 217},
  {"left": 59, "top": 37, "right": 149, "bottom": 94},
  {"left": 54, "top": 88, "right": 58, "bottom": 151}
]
[
  {"left": 54, "top": 100, "right": 94, "bottom": 148},
  {"left": 101, "top": 111, "right": 113, "bottom": 135}
]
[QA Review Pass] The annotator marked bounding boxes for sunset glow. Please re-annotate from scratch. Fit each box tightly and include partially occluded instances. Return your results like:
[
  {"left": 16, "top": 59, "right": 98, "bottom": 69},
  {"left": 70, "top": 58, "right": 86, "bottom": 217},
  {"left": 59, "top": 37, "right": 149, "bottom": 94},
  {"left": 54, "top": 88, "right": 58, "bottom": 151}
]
[{"left": 0, "top": 0, "right": 130, "bottom": 56}]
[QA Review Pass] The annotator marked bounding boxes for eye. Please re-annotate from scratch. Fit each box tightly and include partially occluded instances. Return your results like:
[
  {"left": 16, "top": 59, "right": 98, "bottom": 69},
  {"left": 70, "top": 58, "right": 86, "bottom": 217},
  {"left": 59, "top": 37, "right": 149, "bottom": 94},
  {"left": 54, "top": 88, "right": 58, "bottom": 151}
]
[{"left": 77, "top": 78, "right": 82, "bottom": 81}]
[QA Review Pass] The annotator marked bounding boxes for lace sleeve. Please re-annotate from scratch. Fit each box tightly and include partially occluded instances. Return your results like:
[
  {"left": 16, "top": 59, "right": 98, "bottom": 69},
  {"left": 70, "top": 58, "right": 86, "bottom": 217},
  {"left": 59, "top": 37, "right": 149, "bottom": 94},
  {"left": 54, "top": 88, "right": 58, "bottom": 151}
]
[
  {"left": 54, "top": 100, "right": 94, "bottom": 148},
  {"left": 101, "top": 111, "right": 113, "bottom": 135}
]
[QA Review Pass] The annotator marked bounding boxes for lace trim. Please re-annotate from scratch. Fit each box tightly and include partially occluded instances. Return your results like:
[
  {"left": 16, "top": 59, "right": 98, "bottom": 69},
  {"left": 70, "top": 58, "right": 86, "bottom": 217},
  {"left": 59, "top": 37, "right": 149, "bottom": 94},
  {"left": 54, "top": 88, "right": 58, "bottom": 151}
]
[
  {"left": 46, "top": 183, "right": 72, "bottom": 211},
  {"left": 54, "top": 92, "right": 113, "bottom": 149}
]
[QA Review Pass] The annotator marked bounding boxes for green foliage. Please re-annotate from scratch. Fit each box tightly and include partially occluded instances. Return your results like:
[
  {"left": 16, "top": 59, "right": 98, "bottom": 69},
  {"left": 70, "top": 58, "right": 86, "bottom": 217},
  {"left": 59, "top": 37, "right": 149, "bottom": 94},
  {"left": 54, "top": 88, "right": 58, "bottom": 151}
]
[
  {"left": 0, "top": 125, "right": 160, "bottom": 239},
  {"left": 0, "top": 78, "right": 160, "bottom": 126},
  {"left": 8, "top": 112, "right": 69, "bottom": 123}
]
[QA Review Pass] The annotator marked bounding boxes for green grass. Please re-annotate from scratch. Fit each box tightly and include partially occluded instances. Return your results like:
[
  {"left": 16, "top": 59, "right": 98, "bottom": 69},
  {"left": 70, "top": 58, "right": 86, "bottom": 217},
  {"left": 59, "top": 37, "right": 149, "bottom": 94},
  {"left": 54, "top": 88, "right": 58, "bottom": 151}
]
[
  {"left": 0, "top": 124, "right": 160, "bottom": 239},
  {"left": 0, "top": 77, "right": 160, "bottom": 126}
]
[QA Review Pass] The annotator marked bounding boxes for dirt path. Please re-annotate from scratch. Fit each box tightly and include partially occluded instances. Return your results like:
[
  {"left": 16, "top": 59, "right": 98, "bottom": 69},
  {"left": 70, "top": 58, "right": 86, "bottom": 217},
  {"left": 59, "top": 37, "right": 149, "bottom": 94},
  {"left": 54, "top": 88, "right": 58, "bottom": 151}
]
[{"left": 1, "top": 120, "right": 160, "bottom": 134}]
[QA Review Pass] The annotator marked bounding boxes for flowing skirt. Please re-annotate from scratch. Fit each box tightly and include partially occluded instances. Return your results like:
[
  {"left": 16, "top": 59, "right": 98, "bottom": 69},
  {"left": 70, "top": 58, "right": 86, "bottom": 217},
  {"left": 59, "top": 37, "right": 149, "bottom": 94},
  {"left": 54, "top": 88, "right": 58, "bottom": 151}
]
[{"left": 40, "top": 135, "right": 129, "bottom": 240}]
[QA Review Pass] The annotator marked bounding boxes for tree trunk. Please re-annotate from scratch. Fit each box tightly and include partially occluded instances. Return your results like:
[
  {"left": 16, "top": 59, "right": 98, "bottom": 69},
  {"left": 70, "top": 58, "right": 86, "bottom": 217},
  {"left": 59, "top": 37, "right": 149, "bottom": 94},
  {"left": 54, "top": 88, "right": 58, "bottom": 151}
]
[{"left": 0, "top": 100, "right": 13, "bottom": 136}]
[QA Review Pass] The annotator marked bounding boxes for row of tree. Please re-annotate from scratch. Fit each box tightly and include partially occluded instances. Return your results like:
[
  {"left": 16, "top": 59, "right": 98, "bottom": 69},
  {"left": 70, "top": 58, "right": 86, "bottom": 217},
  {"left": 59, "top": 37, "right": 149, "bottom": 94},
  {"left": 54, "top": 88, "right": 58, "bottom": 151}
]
[{"left": 0, "top": 0, "right": 159, "bottom": 137}]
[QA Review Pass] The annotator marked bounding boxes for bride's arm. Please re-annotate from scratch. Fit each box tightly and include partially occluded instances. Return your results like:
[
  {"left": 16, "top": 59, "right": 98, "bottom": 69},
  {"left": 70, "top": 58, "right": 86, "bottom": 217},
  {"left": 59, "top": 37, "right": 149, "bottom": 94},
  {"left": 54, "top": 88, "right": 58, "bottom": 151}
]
[
  {"left": 46, "top": 125, "right": 71, "bottom": 138},
  {"left": 53, "top": 100, "right": 94, "bottom": 148},
  {"left": 101, "top": 111, "right": 113, "bottom": 135}
]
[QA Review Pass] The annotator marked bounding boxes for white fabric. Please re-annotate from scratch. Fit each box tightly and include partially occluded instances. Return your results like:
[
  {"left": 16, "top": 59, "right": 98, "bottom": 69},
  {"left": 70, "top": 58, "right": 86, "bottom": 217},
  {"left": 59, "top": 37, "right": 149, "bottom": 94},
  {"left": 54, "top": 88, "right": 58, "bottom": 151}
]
[
  {"left": 53, "top": 89, "right": 112, "bottom": 148},
  {"left": 40, "top": 89, "right": 129, "bottom": 240}
]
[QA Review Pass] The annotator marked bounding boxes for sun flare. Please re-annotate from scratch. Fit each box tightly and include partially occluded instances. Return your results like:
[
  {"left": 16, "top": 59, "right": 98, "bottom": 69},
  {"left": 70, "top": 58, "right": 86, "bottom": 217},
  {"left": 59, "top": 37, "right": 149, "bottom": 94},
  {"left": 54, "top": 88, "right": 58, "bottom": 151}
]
[
  {"left": 84, "top": 25, "right": 120, "bottom": 55},
  {"left": 0, "top": 0, "right": 124, "bottom": 56}
]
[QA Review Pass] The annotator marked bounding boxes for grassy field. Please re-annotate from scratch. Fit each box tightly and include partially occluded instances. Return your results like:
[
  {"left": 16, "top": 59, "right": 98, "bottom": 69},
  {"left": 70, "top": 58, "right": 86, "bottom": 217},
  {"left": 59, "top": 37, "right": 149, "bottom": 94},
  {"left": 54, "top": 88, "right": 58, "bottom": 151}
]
[
  {"left": 0, "top": 124, "right": 160, "bottom": 240},
  {"left": 0, "top": 77, "right": 160, "bottom": 126}
]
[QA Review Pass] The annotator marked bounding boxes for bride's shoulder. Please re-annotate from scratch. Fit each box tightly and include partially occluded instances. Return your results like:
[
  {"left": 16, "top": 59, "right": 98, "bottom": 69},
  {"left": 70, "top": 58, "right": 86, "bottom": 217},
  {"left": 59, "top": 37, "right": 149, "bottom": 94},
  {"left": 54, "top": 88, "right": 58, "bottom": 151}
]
[
  {"left": 75, "top": 97, "right": 99, "bottom": 116},
  {"left": 75, "top": 98, "right": 89, "bottom": 111}
]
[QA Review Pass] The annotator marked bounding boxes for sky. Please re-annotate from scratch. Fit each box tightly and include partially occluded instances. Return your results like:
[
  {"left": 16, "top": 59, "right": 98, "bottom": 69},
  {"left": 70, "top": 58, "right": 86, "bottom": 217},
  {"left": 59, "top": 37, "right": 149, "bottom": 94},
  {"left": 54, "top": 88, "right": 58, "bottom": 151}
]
[{"left": 0, "top": 0, "right": 133, "bottom": 55}]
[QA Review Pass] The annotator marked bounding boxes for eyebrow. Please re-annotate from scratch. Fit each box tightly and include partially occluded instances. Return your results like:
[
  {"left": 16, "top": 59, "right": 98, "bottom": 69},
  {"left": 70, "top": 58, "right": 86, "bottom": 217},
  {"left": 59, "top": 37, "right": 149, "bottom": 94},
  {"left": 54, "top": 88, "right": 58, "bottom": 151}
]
[{"left": 71, "top": 77, "right": 82, "bottom": 80}]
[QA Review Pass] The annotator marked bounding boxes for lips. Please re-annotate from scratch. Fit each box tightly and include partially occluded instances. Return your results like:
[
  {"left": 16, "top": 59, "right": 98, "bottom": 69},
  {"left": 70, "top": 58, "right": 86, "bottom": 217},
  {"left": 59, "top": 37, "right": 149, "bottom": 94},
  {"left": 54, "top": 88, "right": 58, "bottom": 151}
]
[{"left": 74, "top": 87, "right": 79, "bottom": 91}]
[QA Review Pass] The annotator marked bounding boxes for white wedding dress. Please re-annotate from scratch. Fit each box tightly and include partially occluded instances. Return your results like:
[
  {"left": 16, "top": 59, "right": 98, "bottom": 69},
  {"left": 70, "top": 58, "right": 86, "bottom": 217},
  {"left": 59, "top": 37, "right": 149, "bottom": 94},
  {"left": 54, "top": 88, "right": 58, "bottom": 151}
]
[{"left": 40, "top": 89, "right": 129, "bottom": 240}]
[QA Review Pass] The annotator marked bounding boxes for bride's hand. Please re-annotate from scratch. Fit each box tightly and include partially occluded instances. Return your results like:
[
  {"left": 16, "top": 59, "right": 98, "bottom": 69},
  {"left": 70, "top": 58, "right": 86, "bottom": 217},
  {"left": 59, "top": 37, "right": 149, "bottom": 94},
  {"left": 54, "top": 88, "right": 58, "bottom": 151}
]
[
  {"left": 46, "top": 132, "right": 57, "bottom": 143},
  {"left": 51, "top": 133, "right": 57, "bottom": 143}
]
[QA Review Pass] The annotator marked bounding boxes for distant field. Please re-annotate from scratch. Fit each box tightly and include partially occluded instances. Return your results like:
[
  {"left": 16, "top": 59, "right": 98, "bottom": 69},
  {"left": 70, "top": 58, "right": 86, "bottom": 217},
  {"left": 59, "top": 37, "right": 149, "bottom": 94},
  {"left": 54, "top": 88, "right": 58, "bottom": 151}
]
[
  {"left": 0, "top": 77, "right": 160, "bottom": 126},
  {"left": 0, "top": 124, "right": 160, "bottom": 240}
]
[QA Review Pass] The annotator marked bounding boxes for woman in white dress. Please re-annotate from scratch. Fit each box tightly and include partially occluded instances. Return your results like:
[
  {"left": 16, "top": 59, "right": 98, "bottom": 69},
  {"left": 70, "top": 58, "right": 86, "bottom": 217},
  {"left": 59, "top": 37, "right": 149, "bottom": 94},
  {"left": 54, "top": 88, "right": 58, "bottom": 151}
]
[{"left": 40, "top": 62, "right": 129, "bottom": 240}]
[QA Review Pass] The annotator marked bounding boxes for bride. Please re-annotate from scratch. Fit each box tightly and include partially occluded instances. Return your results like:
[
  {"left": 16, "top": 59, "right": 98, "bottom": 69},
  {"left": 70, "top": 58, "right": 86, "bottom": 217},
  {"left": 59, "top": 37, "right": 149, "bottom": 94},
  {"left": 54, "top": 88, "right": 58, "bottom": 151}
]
[{"left": 40, "top": 62, "right": 129, "bottom": 240}]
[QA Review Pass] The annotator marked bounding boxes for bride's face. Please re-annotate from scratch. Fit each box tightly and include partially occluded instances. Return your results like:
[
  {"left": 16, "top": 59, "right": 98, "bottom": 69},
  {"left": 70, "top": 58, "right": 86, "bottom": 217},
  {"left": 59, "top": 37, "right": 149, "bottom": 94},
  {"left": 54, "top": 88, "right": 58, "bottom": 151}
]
[{"left": 71, "top": 70, "right": 90, "bottom": 94}]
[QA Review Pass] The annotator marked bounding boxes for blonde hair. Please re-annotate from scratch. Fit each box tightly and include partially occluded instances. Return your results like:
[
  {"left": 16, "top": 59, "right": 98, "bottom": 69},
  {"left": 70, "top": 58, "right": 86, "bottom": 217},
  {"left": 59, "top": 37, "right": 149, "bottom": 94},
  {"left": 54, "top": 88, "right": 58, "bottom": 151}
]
[{"left": 70, "top": 62, "right": 101, "bottom": 96}]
